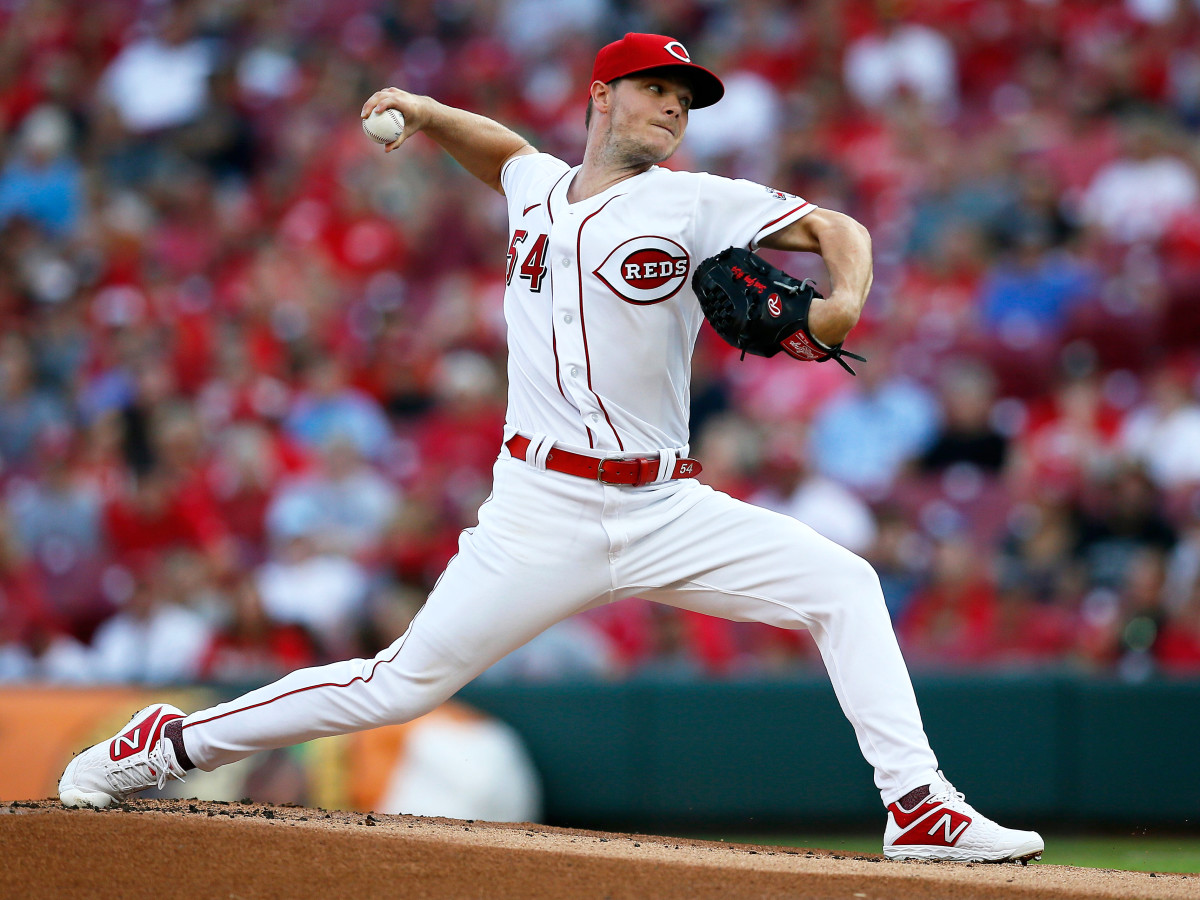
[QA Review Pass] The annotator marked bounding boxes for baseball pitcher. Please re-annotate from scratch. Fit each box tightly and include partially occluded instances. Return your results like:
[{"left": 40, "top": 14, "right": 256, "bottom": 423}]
[{"left": 60, "top": 32, "right": 1042, "bottom": 863}]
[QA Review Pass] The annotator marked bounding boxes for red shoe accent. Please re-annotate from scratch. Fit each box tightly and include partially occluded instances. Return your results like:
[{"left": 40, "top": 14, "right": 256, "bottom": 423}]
[
  {"left": 887, "top": 795, "right": 940, "bottom": 830},
  {"left": 109, "top": 707, "right": 183, "bottom": 762},
  {"left": 891, "top": 804, "right": 973, "bottom": 847}
]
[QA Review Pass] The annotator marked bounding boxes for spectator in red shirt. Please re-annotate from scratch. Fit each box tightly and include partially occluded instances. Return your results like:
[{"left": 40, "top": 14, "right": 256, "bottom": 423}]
[
  {"left": 410, "top": 350, "right": 507, "bottom": 523},
  {"left": 103, "top": 404, "right": 235, "bottom": 574},
  {"left": 899, "top": 535, "right": 1000, "bottom": 667},
  {"left": 104, "top": 466, "right": 225, "bottom": 559},
  {"left": 1157, "top": 585, "right": 1200, "bottom": 675},
  {"left": 1011, "top": 369, "right": 1125, "bottom": 500},
  {"left": 199, "top": 576, "right": 316, "bottom": 684}
]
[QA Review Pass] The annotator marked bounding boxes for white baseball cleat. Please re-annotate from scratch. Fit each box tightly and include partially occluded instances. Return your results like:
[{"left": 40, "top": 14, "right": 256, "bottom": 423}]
[
  {"left": 59, "top": 704, "right": 188, "bottom": 809},
  {"left": 883, "top": 772, "right": 1044, "bottom": 863}
]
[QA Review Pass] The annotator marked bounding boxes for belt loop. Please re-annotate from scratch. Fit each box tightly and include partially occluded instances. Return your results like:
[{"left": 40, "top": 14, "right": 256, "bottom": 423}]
[
  {"left": 525, "top": 433, "right": 550, "bottom": 470},
  {"left": 533, "top": 437, "right": 555, "bottom": 470},
  {"left": 656, "top": 448, "right": 678, "bottom": 483}
]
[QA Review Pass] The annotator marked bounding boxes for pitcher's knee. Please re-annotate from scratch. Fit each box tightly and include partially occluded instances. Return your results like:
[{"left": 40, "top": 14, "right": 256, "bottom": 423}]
[
  {"left": 848, "top": 552, "right": 884, "bottom": 593},
  {"left": 354, "top": 667, "right": 453, "bottom": 727},
  {"left": 383, "top": 682, "right": 449, "bottom": 725},
  {"left": 827, "top": 552, "right": 889, "bottom": 614},
  {"left": 768, "top": 551, "right": 886, "bottom": 629}
]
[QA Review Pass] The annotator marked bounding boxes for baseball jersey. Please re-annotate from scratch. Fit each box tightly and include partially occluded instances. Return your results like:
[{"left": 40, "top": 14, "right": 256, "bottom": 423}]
[{"left": 499, "top": 152, "right": 817, "bottom": 454}]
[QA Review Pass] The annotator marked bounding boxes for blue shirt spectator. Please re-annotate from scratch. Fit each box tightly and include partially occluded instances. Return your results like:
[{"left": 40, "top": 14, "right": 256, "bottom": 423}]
[
  {"left": 809, "top": 365, "right": 940, "bottom": 492},
  {"left": 285, "top": 357, "right": 392, "bottom": 462},
  {"left": 0, "top": 336, "right": 71, "bottom": 467},
  {"left": 978, "top": 238, "right": 1099, "bottom": 342},
  {"left": 0, "top": 107, "right": 83, "bottom": 237}
]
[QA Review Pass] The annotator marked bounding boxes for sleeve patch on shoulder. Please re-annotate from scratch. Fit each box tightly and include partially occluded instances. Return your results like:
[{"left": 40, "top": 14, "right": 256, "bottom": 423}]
[{"left": 764, "top": 186, "right": 799, "bottom": 201}]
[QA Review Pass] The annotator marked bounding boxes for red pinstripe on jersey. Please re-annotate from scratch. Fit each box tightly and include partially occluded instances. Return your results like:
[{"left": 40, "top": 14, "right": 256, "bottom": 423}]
[
  {"left": 576, "top": 195, "right": 625, "bottom": 451},
  {"left": 546, "top": 172, "right": 567, "bottom": 226},
  {"left": 546, "top": 171, "right": 571, "bottom": 410}
]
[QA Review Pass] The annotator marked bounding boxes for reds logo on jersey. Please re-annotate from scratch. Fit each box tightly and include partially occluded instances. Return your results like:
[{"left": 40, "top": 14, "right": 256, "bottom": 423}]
[{"left": 594, "top": 236, "right": 691, "bottom": 305}]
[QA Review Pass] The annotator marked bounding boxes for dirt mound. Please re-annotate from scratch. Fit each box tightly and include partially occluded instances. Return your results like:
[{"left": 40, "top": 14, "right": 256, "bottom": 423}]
[{"left": 1, "top": 800, "right": 1194, "bottom": 899}]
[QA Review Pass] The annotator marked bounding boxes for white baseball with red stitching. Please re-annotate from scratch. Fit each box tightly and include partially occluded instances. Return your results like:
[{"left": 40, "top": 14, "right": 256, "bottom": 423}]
[{"left": 362, "top": 108, "right": 405, "bottom": 144}]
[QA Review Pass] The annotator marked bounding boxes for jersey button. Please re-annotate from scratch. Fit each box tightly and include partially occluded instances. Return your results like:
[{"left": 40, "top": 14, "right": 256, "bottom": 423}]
[
  {"left": 569, "top": 366, "right": 579, "bottom": 378},
  {"left": 560, "top": 258, "right": 570, "bottom": 267},
  {"left": 563, "top": 313, "right": 573, "bottom": 324},
  {"left": 590, "top": 413, "right": 600, "bottom": 423}
]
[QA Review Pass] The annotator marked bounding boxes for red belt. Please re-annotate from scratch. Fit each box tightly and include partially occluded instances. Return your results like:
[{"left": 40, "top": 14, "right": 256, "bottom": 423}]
[{"left": 505, "top": 435, "right": 702, "bottom": 487}]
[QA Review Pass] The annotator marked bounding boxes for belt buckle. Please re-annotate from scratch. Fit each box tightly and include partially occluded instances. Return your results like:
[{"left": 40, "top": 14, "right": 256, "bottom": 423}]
[{"left": 596, "top": 458, "right": 612, "bottom": 483}]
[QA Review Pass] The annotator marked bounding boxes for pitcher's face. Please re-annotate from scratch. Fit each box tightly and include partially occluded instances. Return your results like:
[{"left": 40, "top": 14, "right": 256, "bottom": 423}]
[{"left": 598, "top": 73, "right": 692, "bottom": 166}]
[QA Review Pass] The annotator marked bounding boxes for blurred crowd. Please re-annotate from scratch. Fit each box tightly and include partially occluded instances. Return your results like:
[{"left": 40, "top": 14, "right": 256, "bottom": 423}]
[{"left": 2, "top": 0, "right": 1200, "bottom": 687}]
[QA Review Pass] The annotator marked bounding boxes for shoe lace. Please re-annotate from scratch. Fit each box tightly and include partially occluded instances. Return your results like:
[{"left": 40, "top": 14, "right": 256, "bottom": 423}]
[
  {"left": 104, "top": 744, "right": 186, "bottom": 795},
  {"left": 928, "top": 769, "right": 966, "bottom": 805}
]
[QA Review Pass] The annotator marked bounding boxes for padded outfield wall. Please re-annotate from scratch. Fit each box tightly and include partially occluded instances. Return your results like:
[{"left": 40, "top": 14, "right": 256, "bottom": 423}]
[
  {"left": 4, "top": 677, "right": 1194, "bottom": 829},
  {"left": 457, "top": 674, "right": 1200, "bottom": 830}
]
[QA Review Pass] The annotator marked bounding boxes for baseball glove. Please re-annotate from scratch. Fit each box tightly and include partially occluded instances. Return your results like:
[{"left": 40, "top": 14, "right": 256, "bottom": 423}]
[{"left": 692, "top": 247, "right": 866, "bottom": 374}]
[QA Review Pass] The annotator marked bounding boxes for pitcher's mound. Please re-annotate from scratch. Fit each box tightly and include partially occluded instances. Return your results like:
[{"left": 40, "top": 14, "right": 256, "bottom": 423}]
[{"left": 1, "top": 800, "right": 1193, "bottom": 899}]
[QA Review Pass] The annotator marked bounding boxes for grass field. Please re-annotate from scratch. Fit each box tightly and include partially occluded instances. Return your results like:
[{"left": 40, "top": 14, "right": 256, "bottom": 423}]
[{"left": 707, "top": 833, "right": 1200, "bottom": 874}]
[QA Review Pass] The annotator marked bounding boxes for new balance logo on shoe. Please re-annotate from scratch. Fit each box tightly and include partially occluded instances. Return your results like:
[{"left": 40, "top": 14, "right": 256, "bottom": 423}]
[
  {"left": 109, "top": 723, "right": 149, "bottom": 761},
  {"left": 923, "top": 810, "right": 972, "bottom": 846},
  {"left": 109, "top": 707, "right": 181, "bottom": 763},
  {"left": 888, "top": 799, "right": 973, "bottom": 847}
]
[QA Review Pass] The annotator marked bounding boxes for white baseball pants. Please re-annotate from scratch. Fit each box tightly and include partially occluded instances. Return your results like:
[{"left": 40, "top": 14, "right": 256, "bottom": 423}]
[{"left": 181, "top": 451, "right": 940, "bottom": 804}]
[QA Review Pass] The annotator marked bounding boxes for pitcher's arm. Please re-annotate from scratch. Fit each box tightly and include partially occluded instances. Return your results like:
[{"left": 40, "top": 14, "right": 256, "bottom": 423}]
[
  {"left": 362, "top": 89, "right": 535, "bottom": 194},
  {"left": 758, "top": 208, "right": 873, "bottom": 347}
]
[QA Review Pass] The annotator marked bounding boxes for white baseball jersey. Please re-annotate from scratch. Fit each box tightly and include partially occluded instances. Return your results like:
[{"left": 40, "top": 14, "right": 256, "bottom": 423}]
[{"left": 499, "top": 153, "right": 816, "bottom": 454}]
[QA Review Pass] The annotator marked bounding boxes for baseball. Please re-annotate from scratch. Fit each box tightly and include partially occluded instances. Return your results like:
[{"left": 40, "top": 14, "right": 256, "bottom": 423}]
[{"left": 362, "top": 108, "right": 405, "bottom": 144}]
